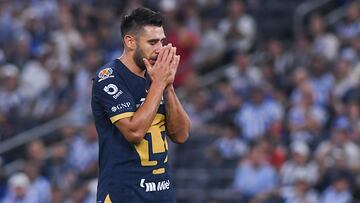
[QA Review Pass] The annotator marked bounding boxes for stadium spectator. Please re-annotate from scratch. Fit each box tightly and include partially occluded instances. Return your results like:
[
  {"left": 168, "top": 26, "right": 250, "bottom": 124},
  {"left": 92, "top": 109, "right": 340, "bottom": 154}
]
[
  {"left": 1, "top": 172, "right": 39, "bottom": 203},
  {"left": 281, "top": 176, "right": 319, "bottom": 203},
  {"left": 336, "top": 2, "right": 360, "bottom": 45},
  {"left": 341, "top": 33, "right": 360, "bottom": 63},
  {"left": 72, "top": 50, "right": 103, "bottom": 122},
  {"left": 206, "top": 122, "right": 248, "bottom": 167},
  {"left": 0, "top": 1, "right": 359, "bottom": 202},
  {"left": 234, "top": 85, "right": 284, "bottom": 141},
  {"left": 51, "top": 185, "right": 65, "bottom": 203},
  {"left": 19, "top": 44, "right": 52, "bottom": 100},
  {"left": 166, "top": 10, "right": 199, "bottom": 87},
  {"left": 315, "top": 127, "right": 360, "bottom": 172},
  {"left": 308, "top": 55, "right": 334, "bottom": 106},
  {"left": 310, "top": 14, "right": 339, "bottom": 61},
  {"left": 320, "top": 172, "right": 353, "bottom": 203},
  {"left": 63, "top": 180, "right": 90, "bottom": 203},
  {"left": 289, "top": 81, "right": 328, "bottom": 144},
  {"left": 0, "top": 64, "right": 26, "bottom": 139},
  {"left": 67, "top": 120, "right": 98, "bottom": 179},
  {"left": 211, "top": 79, "right": 242, "bottom": 122},
  {"left": 233, "top": 143, "right": 278, "bottom": 201},
  {"left": 263, "top": 39, "right": 293, "bottom": 77},
  {"left": 52, "top": 11, "right": 84, "bottom": 70},
  {"left": 225, "top": 51, "right": 262, "bottom": 96},
  {"left": 25, "top": 140, "right": 48, "bottom": 176},
  {"left": 183, "top": 90, "right": 212, "bottom": 133},
  {"left": 192, "top": 14, "right": 225, "bottom": 73},
  {"left": 0, "top": 64, "right": 23, "bottom": 114},
  {"left": 46, "top": 142, "right": 76, "bottom": 193},
  {"left": 280, "top": 141, "right": 319, "bottom": 186},
  {"left": 23, "top": 160, "right": 51, "bottom": 203},
  {"left": 291, "top": 34, "right": 313, "bottom": 68},
  {"left": 218, "top": 0, "right": 256, "bottom": 53},
  {"left": 332, "top": 58, "right": 358, "bottom": 100},
  {"left": 0, "top": 162, "right": 6, "bottom": 200}
]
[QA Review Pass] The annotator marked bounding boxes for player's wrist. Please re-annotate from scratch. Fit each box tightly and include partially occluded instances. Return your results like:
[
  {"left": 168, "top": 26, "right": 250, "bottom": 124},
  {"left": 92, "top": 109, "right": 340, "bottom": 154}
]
[
  {"left": 164, "top": 84, "right": 175, "bottom": 93},
  {"left": 152, "top": 80, "right": 167, "bottom": 91}
]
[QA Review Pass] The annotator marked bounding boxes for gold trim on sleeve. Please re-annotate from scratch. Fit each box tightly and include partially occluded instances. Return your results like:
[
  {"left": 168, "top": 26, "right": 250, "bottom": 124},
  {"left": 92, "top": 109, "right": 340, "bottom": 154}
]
[{"left": 110, "top": 112, "right": 135, "bottom": 123}]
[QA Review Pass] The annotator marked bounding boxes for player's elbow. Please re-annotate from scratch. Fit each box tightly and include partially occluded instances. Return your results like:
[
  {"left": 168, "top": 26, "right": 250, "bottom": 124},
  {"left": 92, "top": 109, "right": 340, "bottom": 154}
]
[
  {"left": 115, "top": 125, "right": 145, "bottom": 144},
  {"left": 177, "top": 133, "right": 189, "bottom": 144},
  {"left": 170, "top": 132, "right": 189, "bottom": 144},
  {"left": 125, "top": 130, "right": 146, "bottom": 144},
  {"left": 175, "top": 120, "right": 191, "bottom": 144},
  {"left": 114, "top": 118, "right": 147, "bottom": 143}
]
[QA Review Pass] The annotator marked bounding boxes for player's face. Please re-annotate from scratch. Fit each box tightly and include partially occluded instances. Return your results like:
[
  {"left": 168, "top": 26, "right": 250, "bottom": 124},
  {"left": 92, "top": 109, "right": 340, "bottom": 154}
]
[{"left": 134, "top": 25, "right": 165, "bottom": 70}]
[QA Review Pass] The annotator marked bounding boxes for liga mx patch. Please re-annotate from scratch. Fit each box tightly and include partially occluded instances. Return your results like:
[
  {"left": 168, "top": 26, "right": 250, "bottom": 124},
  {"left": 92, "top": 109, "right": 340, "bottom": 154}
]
[{"left": 98, "top": 68, "right": 114, "bottom": 82}]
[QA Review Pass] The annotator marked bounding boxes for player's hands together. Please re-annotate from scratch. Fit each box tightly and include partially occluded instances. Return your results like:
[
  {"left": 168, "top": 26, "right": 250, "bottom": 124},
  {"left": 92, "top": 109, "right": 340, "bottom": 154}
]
[
  {"left": 143, "top": 44, "right": 180, "bottom": 89},
  {"left": 168, "top": 47, "right": 180, "bottom": 86}
]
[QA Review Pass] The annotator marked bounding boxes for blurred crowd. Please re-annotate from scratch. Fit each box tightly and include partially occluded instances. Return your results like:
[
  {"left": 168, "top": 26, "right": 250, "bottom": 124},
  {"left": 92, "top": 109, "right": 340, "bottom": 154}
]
[{"left": 0, "top": 0, "right": 359, "bottom": 202}]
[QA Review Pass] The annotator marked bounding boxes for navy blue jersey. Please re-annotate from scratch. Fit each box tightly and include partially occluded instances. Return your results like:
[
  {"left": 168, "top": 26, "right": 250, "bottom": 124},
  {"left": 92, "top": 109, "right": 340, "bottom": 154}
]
[{"left": 91, "top": 59, "right": 176, "bottom": 203}]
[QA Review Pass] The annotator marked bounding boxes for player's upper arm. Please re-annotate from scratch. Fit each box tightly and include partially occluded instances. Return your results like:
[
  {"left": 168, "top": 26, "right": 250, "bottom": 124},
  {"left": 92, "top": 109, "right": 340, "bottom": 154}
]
[
  {"left": 93, "top": 68, "right": 141, "bottom": 142},
  {"left": 113, "top": 117, "right": 145, "bottom": 143}
]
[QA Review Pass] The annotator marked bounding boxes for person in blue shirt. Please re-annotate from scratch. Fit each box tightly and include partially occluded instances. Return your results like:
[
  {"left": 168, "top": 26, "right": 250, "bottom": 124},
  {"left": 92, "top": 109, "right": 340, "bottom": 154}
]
[{"left": 91, "top": 7, "right": 191, "bottom": 203}]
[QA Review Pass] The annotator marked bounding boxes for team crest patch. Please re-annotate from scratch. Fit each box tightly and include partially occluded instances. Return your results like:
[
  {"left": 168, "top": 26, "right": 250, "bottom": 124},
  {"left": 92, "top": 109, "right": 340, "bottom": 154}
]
[{"left": 98, "top": 68, "right": 114, "bottom": 82}]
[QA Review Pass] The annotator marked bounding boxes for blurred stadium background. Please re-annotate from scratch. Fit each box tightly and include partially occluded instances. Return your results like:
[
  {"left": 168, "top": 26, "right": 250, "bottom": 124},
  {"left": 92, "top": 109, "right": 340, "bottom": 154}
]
[{"left": 0, "top": 0, "right": 359, "bottom": 202}]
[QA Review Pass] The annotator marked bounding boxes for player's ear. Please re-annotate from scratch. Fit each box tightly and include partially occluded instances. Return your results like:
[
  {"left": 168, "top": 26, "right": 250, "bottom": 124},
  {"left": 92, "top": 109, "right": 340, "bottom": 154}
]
[{"left": 123, "top": 35, "right": 136, "bottom": 50}]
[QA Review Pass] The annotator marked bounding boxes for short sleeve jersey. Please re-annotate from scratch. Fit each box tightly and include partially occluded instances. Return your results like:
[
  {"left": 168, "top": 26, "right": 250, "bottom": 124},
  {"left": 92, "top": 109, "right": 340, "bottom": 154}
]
[{"left": 91, "top": 59, "right": 175, "bottom": 203}]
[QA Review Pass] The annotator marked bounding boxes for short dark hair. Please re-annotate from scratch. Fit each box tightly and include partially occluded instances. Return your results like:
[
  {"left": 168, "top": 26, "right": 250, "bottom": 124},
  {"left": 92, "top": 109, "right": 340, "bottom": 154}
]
[{"left": 120, "top": 7, "right": 163, "bottom": 38}]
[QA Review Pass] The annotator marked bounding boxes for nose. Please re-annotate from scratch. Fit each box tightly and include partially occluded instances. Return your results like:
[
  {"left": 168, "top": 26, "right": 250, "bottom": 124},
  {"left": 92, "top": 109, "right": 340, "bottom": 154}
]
[
  {"left": 155, "top": 49, "right": 160, "bottom": 55},
  {"left": 155, "top": 41, "right": 164, "bottom": 52}
]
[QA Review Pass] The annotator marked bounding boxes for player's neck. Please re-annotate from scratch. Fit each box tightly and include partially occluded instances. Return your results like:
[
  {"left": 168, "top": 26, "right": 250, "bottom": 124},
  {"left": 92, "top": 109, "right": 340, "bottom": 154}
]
[{"left": 118, "top": 53, "right": 146, "bottom": 78}]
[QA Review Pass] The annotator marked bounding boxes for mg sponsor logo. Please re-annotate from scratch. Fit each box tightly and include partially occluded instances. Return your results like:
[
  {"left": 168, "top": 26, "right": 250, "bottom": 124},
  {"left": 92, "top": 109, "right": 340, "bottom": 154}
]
[{"left": 140, "top": 179, "right": 170, "bottom": 192}]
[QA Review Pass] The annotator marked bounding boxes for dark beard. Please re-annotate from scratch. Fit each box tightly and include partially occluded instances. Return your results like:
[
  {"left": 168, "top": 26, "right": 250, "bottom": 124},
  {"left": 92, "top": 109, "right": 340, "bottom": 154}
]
[{"left": 133, "top": 47, "right": 147, "bottom": 71}]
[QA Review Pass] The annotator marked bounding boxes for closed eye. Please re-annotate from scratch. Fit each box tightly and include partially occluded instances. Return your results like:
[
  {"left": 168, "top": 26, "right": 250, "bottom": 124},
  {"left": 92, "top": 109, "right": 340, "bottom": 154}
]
[
  {"left": 148, "top": 39, "right": 159, "bottom": 45},
  {"left": 148, "top": 38, "right": 166, "bottom": 46}
]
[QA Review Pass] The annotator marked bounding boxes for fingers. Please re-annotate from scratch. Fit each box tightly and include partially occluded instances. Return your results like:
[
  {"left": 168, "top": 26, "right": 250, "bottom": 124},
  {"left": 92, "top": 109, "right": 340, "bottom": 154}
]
[
  {"left": 158, "top": 44, "right": 171, "bottom": 63},
  {"left": 153, "top": 44, "right": 178, "bottom": 73},
  {"left": 162, "top": 44, "right": 171, "bottom": 63},
  {"left": 156, "top": 46, "right": 165, "bottom": 62},
  {"left": 143, "top": 58, "right": 152, "bottom": 72},
  {"left": 171, "top": 55, "right": 180, "bottom": 70},
  {"left": 175, "top": 55, "right": 180, "bottom": 67},
  {"left": 166, "top": 47, "right": 176, "bottom": 64},
  {"left": 157, "top": 43, "right": 171, "bottom": 62}
]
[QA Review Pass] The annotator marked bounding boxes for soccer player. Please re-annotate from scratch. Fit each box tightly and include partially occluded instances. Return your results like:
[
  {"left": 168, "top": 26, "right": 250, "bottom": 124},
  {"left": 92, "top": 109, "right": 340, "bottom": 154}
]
[{"left": 91, "top": 7, "right": 191, "bottom": 203}]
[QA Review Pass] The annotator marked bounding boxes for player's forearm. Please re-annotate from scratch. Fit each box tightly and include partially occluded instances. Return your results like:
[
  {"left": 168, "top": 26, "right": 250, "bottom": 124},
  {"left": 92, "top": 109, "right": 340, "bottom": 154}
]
[
  {"left": 128, "top": 81, "right": 166, "bottom": 140},
  {"left": 164, "top": 85, "right": 191, "bottom": 144}
]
